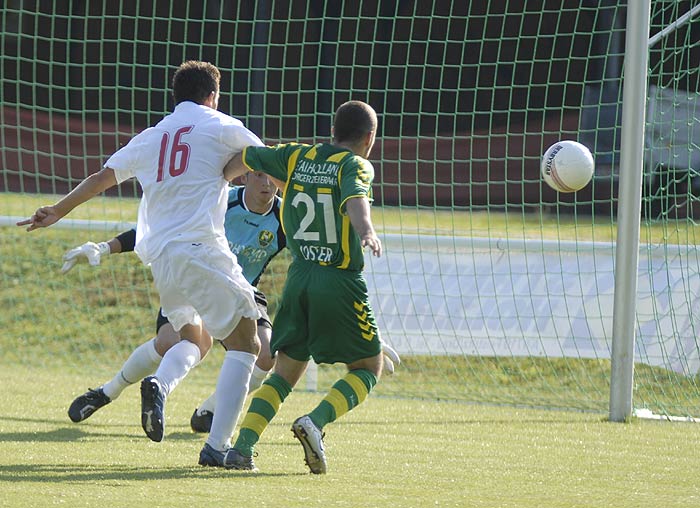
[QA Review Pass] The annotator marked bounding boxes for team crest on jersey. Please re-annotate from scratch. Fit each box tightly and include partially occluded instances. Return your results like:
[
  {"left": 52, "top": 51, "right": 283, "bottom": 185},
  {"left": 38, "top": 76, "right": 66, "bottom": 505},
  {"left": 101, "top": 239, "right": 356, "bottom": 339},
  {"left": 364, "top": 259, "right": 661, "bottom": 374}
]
[{"left": 258, "top": 230, "right": 274, "bottom": 248}]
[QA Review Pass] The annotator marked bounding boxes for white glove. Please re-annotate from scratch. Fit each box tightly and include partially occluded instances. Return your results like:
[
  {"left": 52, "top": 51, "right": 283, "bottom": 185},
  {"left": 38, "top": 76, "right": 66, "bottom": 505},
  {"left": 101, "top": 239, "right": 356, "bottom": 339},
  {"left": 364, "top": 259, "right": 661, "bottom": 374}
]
[
  {"left": 61, "top": 241, "right": 111, "bottom": 273},
  {"left": 381, "top": 341, "right": 401, "bottom": 375}
]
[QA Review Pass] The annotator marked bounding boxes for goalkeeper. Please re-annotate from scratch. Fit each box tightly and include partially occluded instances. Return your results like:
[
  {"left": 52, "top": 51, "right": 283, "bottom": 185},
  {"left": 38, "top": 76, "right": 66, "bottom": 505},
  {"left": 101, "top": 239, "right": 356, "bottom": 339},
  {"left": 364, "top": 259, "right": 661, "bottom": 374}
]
[{"left": 64, "top": 172, "right": 400, "bottom": 432}]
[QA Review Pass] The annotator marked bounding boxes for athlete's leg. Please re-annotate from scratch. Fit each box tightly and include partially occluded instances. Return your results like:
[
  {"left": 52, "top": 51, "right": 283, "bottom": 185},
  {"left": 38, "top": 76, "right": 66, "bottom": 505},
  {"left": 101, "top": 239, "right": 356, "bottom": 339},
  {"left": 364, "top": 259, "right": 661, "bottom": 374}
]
[
  {"left": 152, "top": 323, "right": 211, "bottom": 395},
  {"left": 232, "top": 352, "right": 307, "bottom": 457},
  {"left": 196, "top": 321, "right": 272, "bottom": 415},
  {"left": 288, "top": 354, "right": 382, "bottom": 474},
  {"left": 100, "top": 336, "right": 162, "bottom": 400},
  {"left": 306, "top": 353, "right": 382, "bottom": 429},
  {"left": 248, "top": 321, "right": 275, "bottom": 386},
  {"left": 68, "top": 316, "right": 169, "bottom": 423},
  {"left": 204, "top": 317, "right": 260, "bottom": 452}
]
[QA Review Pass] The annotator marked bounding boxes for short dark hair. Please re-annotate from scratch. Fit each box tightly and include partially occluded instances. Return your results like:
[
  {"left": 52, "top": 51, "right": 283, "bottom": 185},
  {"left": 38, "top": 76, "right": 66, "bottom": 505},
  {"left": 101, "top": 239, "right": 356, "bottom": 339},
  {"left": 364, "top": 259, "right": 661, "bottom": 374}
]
[
  {"left": 333, "top": 100, "right": 377, "bottom": 144},
  {"left": 171, "top": 60, "right": 220, "bottom": 105}
]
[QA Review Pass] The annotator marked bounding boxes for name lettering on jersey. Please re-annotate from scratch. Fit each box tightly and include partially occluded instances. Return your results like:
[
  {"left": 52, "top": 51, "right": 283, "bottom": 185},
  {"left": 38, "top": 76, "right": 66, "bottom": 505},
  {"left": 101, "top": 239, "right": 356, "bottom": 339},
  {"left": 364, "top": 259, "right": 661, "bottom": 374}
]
[
  {"left": 293, "top": 160, "right": 340, "bottom": 186},
  {"left": 299, "top": 244, "right": 333, "bottom": 263}
]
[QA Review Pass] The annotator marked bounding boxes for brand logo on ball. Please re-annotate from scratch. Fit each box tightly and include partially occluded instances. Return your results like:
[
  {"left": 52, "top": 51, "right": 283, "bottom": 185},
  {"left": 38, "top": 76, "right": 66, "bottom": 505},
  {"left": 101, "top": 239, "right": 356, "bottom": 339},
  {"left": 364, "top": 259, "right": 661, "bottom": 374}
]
[
  {"left": 544, "top": 143, "right": 563, "bottom": 176},
  {"left": 541, "top": 140, "right": 594, "bottom": 193}
]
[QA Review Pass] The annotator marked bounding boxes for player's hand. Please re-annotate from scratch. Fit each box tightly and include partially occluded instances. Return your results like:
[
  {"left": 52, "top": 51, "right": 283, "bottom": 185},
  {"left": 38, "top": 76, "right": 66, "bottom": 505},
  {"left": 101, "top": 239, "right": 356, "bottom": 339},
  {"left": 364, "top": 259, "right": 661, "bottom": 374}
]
[
  {"left": 361, "top": 233, "right": 382, "bottom": 257},
  {"left": 381, "top": 341, "right": 401, "bottom": 375},
  {"left": 16, "top": 206, "right": 60, "bottom": 231},
  {"left": 61, "top": 241, "right": 111, "bottom": 273}
]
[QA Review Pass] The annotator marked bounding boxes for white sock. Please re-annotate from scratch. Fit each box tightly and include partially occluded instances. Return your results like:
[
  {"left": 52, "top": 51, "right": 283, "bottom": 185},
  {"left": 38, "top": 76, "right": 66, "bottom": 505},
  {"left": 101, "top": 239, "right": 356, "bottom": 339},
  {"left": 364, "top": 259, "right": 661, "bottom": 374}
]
[
  {"left": 102, "top": 338, "right": 161, "bottom": 400},
  {"left": 197, "top": 392, "right": 216, "bottom": 414},
  {"left": 153, "top": 340, "right": 201, "bottom": 396},
  {"left": 196, "top": 364, "right": 268, "bottom": 416},
  {"left": 248, "top": 364, "right": 269, "bottom": 394},
  {"left": 206, "top": 350, "right": 256, "bottom": 451}
]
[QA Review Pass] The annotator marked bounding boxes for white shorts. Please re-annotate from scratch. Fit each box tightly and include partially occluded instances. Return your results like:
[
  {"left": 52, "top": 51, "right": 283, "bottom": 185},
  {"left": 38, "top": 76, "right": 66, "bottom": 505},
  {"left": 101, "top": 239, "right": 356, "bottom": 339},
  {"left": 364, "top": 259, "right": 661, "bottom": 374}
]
[{"left": 149, "top": 241, "right": 261, "bottom": 340}]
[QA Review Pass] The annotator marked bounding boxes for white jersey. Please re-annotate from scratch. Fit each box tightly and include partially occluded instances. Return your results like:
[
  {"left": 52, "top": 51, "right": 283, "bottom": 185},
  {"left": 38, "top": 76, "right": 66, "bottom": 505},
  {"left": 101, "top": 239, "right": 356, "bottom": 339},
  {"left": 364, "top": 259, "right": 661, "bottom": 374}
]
[{"left": 107, "top": 101, "right": 263, "bottom": 265}]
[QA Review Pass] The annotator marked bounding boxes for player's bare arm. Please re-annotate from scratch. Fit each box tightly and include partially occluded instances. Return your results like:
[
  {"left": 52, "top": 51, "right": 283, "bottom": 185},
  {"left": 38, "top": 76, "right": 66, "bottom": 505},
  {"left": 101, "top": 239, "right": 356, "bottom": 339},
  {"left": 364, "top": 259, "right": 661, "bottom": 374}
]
[
  {"left": 223, "top": 152, "right": 248, "bottom": 182},
  {"left": 17, "top": 167, "right": 118, "bottom": 231},
  {"left": 345, "top": 196, "right": 382, "bottom": 257}
]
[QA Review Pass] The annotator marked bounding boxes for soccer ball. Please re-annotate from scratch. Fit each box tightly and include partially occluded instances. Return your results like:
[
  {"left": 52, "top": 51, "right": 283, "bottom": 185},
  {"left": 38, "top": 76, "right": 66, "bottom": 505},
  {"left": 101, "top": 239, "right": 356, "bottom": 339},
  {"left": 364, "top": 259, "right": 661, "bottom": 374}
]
[{"left": 541, "top": 140, "right": 595, "bottom": 193}]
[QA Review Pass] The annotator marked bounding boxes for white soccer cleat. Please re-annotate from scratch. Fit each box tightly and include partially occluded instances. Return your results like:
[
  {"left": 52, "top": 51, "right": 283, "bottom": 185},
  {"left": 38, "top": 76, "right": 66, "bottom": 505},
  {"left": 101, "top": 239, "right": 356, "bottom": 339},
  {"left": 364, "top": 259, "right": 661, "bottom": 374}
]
[{"left": 291, "top": 415, "right": 327, "bottom": 474}]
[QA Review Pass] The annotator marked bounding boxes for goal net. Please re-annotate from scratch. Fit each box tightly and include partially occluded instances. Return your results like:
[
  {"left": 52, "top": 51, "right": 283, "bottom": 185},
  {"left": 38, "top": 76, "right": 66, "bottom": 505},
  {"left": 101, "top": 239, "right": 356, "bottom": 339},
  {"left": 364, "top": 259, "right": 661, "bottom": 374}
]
[{"left": 2, "top": 1, "right": 699, "bottom": 417}]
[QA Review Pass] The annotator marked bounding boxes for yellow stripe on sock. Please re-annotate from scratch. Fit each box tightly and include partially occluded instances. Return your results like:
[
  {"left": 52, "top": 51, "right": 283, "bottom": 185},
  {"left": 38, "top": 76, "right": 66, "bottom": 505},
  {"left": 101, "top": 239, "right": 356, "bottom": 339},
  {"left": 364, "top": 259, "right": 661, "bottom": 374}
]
[
  {"left": 324, "top": 387, "right": 349, "bottom": 418},
  {"left": 239, "top": 412, "right": 270, "bottom": 437},
  {"left": 344, "top": 373, "right": 370, "bottom": 403},
  {"left": 256, "top": 384, "right": 282, "bottom": 412}
]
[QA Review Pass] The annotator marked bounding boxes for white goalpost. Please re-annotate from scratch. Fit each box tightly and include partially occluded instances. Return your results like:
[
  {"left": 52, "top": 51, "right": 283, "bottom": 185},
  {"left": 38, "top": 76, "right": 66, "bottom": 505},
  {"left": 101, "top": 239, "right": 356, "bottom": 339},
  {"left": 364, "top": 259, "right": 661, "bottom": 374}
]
[
  {"left": 608, "top": 0, "right": 652, "bottom": 423},
  {"left": 610, "top": 1, "right": 700, "bottom": 423}
]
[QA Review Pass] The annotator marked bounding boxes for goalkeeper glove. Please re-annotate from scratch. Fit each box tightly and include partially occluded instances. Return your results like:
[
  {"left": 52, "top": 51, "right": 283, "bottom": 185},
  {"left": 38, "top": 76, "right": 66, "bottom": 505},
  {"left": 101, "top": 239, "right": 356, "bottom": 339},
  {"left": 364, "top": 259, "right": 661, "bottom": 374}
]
[
  {"left": 381, "top": 341, "right": 401, "bottom": 375},
  {"left": 61, "top": 241, "right": 111, "bottom": 274}
]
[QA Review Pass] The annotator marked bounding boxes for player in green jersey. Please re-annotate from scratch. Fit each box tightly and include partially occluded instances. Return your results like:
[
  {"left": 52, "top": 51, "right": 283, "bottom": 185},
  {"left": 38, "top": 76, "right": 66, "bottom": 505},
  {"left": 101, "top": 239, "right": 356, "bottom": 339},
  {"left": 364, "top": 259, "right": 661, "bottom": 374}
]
[{"left": 199, "top": 100, "right": 383, "bottom": 473}]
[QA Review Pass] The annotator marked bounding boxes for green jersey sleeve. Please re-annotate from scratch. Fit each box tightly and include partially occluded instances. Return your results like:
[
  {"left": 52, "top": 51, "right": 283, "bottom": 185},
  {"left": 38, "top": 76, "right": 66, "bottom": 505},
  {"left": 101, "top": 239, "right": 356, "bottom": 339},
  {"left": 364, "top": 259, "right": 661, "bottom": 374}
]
[
  {"left": 339, "top": 155, "right": 375, "bottom": 214},
  {"left": 243, "top": 143, "right": 306, "bottom": 182}
]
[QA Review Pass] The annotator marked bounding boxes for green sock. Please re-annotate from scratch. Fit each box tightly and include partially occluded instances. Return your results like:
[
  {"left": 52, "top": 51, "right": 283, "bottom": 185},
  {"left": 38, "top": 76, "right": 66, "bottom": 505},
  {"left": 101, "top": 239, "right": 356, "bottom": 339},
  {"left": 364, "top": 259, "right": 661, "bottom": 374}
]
[
  {"left": 234, "top": 373, "right": 292, "bottom": 456},
  {"left": 308, "top": 369, "right": 377, "bottom": 429}
]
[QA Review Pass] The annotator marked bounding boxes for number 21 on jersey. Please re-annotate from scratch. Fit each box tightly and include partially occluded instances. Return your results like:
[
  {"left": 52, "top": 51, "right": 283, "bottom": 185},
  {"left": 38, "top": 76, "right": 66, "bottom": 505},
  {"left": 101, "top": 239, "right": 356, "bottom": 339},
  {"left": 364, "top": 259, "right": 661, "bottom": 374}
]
[
  {"left": 157, "top": 126, "right": 193, "bottom": 182},
  {"left": 291, "top": 189, "right": 337, "bottom": 244}
]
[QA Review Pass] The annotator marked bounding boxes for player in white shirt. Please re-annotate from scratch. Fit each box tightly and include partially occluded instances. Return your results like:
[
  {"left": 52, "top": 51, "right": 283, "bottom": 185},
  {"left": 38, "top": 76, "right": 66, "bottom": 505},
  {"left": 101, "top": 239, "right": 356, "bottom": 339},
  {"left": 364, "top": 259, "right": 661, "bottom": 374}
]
[{"left": 18, "top": 60, "right": 264, "bottom": 469}]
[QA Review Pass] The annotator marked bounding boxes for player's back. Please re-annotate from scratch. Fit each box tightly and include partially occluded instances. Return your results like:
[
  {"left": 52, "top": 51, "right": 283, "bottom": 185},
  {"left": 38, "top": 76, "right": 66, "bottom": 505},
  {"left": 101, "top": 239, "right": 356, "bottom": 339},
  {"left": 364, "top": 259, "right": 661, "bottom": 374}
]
[
  {"left": 109, "top": 101, "right": 262, "bottom": 264},
  {"left": 243, "top": 142, "right": 375, "bottom": 271}
]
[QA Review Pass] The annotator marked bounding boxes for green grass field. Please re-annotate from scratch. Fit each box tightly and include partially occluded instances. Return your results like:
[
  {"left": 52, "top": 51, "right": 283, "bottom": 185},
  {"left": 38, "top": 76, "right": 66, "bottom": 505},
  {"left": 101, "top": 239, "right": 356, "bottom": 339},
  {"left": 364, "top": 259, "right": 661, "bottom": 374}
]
[
  {"left": 2, "top": 363, "right": 700, "bottom": 508},
  {"left": 3, "top": 192, "right": 700, "bottom": 506}
]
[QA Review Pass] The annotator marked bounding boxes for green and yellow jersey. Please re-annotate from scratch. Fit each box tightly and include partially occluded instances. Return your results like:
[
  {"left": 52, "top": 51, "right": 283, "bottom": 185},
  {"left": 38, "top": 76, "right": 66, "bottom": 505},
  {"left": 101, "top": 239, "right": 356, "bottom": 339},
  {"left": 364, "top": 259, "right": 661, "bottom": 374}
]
[{"left": 242, "top": 142, "right": 374, "bottom": 271}]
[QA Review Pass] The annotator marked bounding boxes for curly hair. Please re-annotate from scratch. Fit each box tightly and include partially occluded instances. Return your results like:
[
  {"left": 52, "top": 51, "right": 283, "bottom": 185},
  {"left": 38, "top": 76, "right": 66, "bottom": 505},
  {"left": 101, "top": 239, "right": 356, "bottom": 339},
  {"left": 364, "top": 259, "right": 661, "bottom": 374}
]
[{"left": 171, "top": 60, "right": 221, "bottom": 105}]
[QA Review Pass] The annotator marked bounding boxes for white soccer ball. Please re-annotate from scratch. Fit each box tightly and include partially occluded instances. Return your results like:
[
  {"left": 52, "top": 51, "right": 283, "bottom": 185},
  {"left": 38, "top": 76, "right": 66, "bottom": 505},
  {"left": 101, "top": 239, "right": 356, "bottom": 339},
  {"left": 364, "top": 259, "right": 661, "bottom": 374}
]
[{"left": 541, "top": 140, "right": 595, "bottom": 193}]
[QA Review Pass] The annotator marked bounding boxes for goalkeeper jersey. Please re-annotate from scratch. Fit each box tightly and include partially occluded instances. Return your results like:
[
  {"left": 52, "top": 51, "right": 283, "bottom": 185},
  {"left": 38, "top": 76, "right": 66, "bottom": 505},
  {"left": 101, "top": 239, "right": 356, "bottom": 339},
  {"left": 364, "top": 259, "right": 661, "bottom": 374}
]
[
  {"left": 242, "top": 142, "right": 374, "bottom": 271},
  {"left": 223, "top": 186, "right": 285, "bottom": 286}
]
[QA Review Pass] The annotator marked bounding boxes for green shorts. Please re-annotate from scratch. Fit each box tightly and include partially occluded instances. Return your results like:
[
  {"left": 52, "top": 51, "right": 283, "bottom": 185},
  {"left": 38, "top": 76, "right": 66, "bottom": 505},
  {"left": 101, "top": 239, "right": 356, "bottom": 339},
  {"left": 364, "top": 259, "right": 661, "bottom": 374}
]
[{"left": 271, "top": 260, "right": 381, "bottom": 364}]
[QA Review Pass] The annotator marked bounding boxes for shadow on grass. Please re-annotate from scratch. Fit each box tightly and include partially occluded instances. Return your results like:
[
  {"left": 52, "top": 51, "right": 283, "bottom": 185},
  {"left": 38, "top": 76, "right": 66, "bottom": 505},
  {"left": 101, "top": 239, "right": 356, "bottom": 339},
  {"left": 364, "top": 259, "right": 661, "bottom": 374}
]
[
  {"left": 0, "top": 427, "right": 133, "bottom": 442},
  {"left": 0, "top": 463, "right": 301, "bottom": 482},
  {"left": 0, "top": 427, "right": 232, "bottom": 443},
  {"left": 0, "top": 414, "right": 225, "bottom": 442},
  {"left": 0, "top": 415, "right": 87, "bottom": 426}
]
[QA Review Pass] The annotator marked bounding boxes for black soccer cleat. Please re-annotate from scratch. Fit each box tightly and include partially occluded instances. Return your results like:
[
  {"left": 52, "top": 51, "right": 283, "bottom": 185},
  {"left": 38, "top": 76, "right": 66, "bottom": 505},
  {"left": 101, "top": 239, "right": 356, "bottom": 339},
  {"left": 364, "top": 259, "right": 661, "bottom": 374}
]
[
  {"left": 190, "top": 408, "right": 214, "bottom": 433},
  {"left": 198, "top": 443, "right": 258, "bottom": 471},
  {"left": 68, "top": 387, "right": 111, "bottom": 423},
  {"left": 140, "top": 376, "right": 166, "bottom": 442}
]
